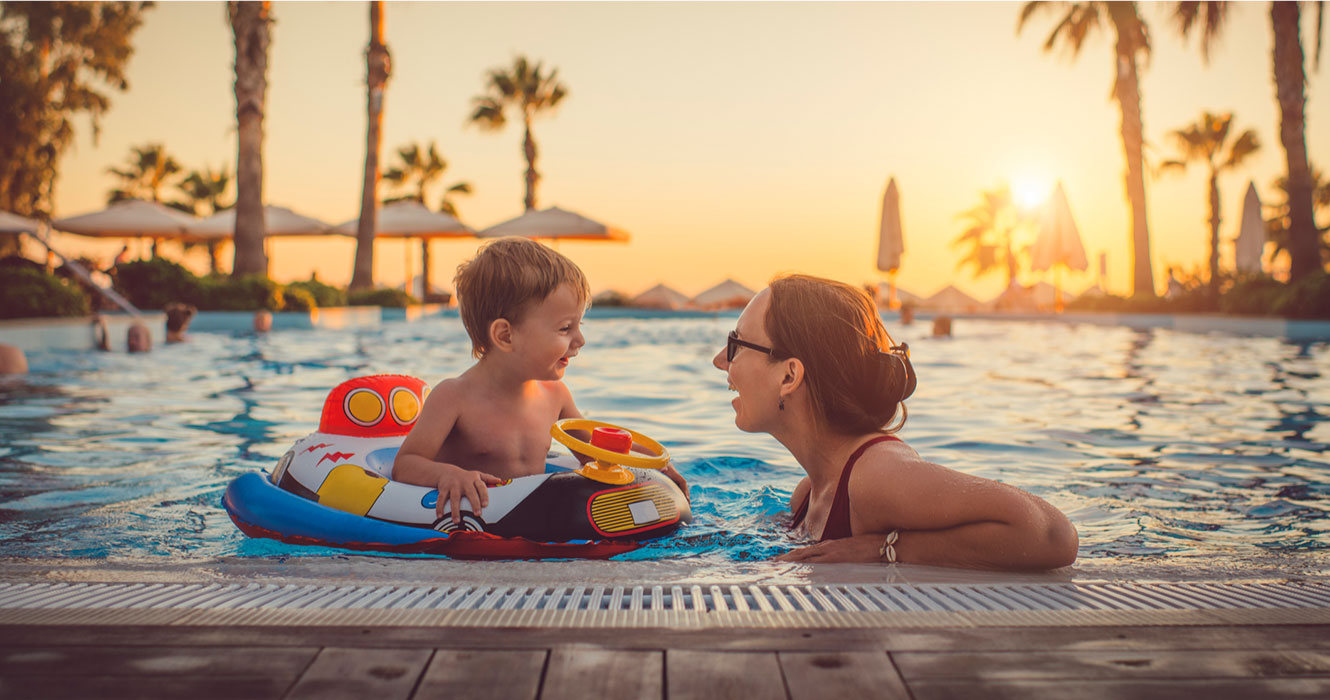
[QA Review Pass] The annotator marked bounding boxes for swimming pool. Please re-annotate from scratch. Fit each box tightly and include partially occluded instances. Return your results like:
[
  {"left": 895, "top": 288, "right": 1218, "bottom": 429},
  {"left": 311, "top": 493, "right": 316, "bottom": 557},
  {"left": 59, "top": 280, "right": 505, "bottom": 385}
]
[{"left": 2, "top": 309, "right": 1328, "bottom": 582}]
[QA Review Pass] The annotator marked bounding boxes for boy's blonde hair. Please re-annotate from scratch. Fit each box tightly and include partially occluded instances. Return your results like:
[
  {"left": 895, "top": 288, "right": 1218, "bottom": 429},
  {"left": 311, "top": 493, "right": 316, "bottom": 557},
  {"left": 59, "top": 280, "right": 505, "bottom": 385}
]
[{"left": 454, "top": 236, "right": 590, "bottom": 357}]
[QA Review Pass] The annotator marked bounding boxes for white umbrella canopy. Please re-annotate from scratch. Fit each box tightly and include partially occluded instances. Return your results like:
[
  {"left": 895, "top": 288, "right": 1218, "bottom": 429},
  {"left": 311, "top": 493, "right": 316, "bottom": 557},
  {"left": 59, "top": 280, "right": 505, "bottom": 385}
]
[
  {"left": 691, "top": 279, "right": 756, "bottom": 310},
  {"left": 1234, "top": 181, "right": 1265, "bottom": 274},
  {"left": 877, "top": 177, "right": 905, "bottom": 272},
  {"left": 631, "top": 283, "right": 690, "bottom": 310},
  {"left": 186, "top": 204, "right": 332, "bottom": 239},
  {"left": 920, "top": 284, "right": 981, "bottom": 313},
  {"left": 53, "top": 199, "right": 195, "bottom": 239},
  {"left": 477, "top": 206, "right": 629, "bottom": 241},
  {"left": 332, "top": 200, "right": 472, "bottom": 239},
  {"left": 1031, "top": 182, "right": 1088, "bottom": 273},
  {"left": 0, "top": 210, "right": 41, "bottom": 234}
]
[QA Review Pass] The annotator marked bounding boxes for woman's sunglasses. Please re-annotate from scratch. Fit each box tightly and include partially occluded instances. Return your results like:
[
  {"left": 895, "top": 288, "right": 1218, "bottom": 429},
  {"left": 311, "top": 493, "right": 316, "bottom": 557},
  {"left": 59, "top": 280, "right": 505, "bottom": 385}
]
[{"left": 725, "top": 331, "right": 783, "bottom": 363}]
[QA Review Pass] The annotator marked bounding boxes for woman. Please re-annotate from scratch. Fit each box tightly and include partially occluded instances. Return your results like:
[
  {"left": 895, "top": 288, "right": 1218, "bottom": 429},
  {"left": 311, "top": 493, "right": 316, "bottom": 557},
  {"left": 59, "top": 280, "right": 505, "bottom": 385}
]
[{"left": 714, "top": 274, "right": 1077, "bottom": 570}]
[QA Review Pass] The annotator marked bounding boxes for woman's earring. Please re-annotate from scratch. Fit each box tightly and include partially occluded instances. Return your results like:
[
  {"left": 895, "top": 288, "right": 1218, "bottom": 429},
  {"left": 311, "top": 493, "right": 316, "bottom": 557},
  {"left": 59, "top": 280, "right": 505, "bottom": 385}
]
[{"left": 778, "top": 398, "right": 785, "bottom": 411}]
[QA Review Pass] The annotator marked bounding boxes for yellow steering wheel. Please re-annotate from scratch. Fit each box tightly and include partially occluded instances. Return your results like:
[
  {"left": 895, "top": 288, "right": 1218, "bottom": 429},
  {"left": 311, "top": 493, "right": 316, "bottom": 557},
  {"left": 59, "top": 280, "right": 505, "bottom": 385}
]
[{"left": 550, "top": 419, "right": 670, "bottom": 484}]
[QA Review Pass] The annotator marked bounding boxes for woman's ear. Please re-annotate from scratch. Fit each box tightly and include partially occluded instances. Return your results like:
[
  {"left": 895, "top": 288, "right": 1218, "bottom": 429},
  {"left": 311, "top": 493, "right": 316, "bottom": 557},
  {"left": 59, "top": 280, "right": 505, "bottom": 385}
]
[
  {"left": 779, "top": 357, "right": 805, "bottom": 400},
  {"left": 489, "top": 318, "right": 514, "bottom": 353}
]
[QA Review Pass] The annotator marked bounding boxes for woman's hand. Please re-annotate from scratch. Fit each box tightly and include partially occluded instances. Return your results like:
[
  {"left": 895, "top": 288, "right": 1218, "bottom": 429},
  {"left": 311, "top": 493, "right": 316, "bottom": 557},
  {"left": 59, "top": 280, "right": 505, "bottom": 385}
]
[
  {"left": 775, "top": 534, "right": 886, "bottom": 563},
  {"left": 433, "top": 463, "right": 503, "bottom": 524}
]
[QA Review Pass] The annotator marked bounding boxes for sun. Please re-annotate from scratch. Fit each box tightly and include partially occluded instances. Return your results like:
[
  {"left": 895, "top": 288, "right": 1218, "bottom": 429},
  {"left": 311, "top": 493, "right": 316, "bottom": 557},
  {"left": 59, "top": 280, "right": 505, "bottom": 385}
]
[{"left": 1012, "top": 176, "right": 1052, "bottom": 211}]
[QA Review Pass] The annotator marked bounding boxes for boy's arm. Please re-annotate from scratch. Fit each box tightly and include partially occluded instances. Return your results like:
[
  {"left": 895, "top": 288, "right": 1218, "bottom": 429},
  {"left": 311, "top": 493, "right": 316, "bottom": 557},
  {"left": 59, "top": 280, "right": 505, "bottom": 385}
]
[{"left": 393, "top": 381, "right": 502, "bottom": 524}]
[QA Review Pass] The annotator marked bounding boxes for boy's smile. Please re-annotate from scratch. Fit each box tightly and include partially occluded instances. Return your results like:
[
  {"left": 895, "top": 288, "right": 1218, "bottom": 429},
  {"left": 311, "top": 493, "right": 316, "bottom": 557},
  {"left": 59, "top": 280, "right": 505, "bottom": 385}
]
[{"left": 513, "top": 283, "right": 586, "bottom": 380}]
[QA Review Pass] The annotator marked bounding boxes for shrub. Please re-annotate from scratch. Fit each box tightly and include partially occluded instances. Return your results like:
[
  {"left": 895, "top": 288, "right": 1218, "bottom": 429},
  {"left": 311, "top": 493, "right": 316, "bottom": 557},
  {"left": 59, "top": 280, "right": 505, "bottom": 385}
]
[
  {"left": 1219, "top": 276, "right": 1286, "bottom": 316},
  {"left": 112, "top": 258, "right": 203, "bottom": 310},
  {"left": 0, "top": 268, "right": 90, "bottom": 318},
  {"left": 281, "top": 286, "right": 316, "bottom": 312},
  {"left": 1274, "top": 271, "right": 1330, "bottom": 319},
  {"left": 286, "top": 278, "right": 346, "bottom": 308},
  {"left": 347, "top": 286, "right": 416, "bottom": 308},
  {"left": 195, "top": 274, "right": 285, "bottom": 311}
]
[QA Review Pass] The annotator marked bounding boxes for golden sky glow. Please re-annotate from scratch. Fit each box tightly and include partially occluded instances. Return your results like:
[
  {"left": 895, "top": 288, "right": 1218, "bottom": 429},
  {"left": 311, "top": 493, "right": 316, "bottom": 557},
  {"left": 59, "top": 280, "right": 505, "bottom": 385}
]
[{"left": 45, "top": 1, "right": 1329, "bottom": 301}]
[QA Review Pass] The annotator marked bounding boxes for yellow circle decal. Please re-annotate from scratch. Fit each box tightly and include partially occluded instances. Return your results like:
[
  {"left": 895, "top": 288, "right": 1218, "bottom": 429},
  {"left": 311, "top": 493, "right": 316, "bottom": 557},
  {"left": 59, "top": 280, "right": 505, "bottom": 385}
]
[
  {"left": 345, "top": 388, "right": 385, "bottom": 426},
  {"left": 390, "top": 387, "right": 420, "bottom": 424}
]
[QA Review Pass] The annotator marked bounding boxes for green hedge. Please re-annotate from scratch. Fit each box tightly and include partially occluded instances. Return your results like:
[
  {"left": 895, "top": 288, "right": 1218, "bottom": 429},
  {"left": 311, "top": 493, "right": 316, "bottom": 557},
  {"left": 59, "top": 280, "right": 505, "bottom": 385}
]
[
  {"left": 195, "top": 274, "right": 285, "bottom": 311},
  {"left": 1066, "top": 272, "right": 1330, "bottom": 319},
  {"left": 0, "top": 268, "right": 90, "bottom": 318},
  {"left": 286, "top": 278, "right": 346, "bottom": 307},
  {"left": 281, "top": 286, "right": 315, "bottom": 312},
  {"left": 348, "top": 287, "right": 417, "bottom": 308},
  {"left": 113, "top": 258, "right": 203, "bottom": 310}
]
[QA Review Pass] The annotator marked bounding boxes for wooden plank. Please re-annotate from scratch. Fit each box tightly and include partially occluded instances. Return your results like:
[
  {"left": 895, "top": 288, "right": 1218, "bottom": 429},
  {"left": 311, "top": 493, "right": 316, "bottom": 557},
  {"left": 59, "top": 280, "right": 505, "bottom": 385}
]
[
  {"left": 909, "top": 677, "right": 1330, "bottom": 700},
  {"left": 0, "top": 644, "right": 316, "bottom": 677},
  {"left": 541, "top": 648, "right": 662, "bottom": 700},
  {"left": 665, "top": 650, "right": 785, "bottom": 700},
  {"left": 284, "top": 647, "right": 432, "bottom": 700},
  {"left": 894, "top": 649, "right": 1330, "bottom": 682},
  {"left": 0, "top": 675, "right": 289, "bottom": 700},
  {"left": 414, "top": 649, "right": 545, "bottom": 699},
  {"left": 779, "top": 651, "right": 910, "bottom": 700}
]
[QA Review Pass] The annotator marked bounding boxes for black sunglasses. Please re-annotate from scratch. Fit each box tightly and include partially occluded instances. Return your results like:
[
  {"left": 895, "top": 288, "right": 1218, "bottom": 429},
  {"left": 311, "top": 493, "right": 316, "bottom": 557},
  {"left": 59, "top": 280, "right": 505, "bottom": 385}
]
[{"left": 725, "top": 331, "right": 785, "bottom": 363}]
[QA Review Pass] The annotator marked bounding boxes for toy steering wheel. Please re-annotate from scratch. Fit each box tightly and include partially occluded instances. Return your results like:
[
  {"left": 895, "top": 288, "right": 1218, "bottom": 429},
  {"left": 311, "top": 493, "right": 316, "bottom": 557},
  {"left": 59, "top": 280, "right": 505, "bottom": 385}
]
[{"left": 550, "top": 419, "right": 670, "bottom": 470}]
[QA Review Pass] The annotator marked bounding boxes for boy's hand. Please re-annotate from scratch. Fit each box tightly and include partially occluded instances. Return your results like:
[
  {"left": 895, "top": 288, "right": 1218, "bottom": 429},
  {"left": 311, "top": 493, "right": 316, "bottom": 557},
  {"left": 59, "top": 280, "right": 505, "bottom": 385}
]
[
  {"left": 661, "top": 462, "right": 690, "bottom": 501},
  {"left": 434, "top": 464, "right": 504, "bottom": 524}
]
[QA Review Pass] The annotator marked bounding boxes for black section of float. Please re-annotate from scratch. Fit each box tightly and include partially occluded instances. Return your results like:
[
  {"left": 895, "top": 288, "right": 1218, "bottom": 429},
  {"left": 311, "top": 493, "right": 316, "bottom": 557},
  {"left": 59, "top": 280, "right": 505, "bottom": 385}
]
[
  {"left": 486, "top": 469, "right": 689, "bottom": 542},
  {"left": 278, "top": 471, "right": 318, "bottom": 501}
]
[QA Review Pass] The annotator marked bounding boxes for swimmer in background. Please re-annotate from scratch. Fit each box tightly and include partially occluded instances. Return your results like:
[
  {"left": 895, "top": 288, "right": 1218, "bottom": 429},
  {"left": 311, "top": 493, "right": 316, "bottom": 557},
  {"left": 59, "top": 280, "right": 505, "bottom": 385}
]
[
  {"left": 165, "top": 303, "right": 197, "bottom": 343},
  {"left": 393, "top": 237, "right": 689, "bottom": 524}
]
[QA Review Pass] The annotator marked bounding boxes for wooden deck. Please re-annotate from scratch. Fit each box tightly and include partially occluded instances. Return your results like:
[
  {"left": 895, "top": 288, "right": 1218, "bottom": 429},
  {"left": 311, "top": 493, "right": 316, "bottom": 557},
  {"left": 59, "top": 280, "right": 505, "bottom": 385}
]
[{"left": 4, "top": 622, "right": 1330, "bottom": 699}]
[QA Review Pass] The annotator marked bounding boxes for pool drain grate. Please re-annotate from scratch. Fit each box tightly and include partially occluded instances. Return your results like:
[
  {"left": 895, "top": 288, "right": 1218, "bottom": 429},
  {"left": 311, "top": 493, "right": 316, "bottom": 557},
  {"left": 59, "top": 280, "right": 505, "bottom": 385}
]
[{"left": 1, "top": 581, "right": 1327, "bottom": 628}]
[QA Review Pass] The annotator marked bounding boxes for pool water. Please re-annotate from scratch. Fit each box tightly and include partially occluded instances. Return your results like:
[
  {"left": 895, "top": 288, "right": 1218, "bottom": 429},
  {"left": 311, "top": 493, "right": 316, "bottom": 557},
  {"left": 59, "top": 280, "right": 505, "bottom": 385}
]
[{"left": 2, "top": 310, "right": 1328, "bottom": 579}]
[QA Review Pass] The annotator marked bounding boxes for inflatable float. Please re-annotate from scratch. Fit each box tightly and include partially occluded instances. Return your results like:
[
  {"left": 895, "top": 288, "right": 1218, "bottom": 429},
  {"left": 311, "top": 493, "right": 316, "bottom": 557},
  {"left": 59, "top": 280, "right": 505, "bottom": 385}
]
[{"left": 223, "top": 375, "right": 691, "bottom": 559}]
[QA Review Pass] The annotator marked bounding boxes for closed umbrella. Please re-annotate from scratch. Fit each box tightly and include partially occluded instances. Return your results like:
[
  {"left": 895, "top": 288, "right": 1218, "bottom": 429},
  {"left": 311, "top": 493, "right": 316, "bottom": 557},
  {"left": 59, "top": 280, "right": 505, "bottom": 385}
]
[
  {"left": 876, "top": 177, "right": 906, "bottom": 308},
  {"left": 477, "top": 206, "right": 629, "bottom": 242},
  {"left": 1234, "top": 181, "right": 1265, "bottom": 275},
  {"left": 1030, "top": 182, "right": 1088, "bottom": 312},
  {"left": 333, "top": 200, "right": 473, "bottom": 302},
  {"left": 53, "top": 200, "right": 196, "bottom": 257}
]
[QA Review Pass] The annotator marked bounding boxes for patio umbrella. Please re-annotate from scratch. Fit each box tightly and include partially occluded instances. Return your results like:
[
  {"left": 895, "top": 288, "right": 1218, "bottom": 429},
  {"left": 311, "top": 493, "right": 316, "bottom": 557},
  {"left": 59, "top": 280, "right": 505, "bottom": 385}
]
[
  {"left": 187, "top": 204, "right": 332, "bottom": 239},
  {"left": 631, "top": 283, "right": 690, "bottom": 310},
  {"left": 333, "top": 200, "right": 473, "bottom": 302},
  {"left": 921, "top": 284, "right": 981, "bottom": 313},
  {"left": 1234, "top": 181, "right": 1265, "bottom": 275},
  {"left": 876, "top": 177, "right": 906, "bottom": 308},
  {"left": 53, "top": 199, "right": 196, "bottom": 257},
  {"left": 0, "top": 210, "right": 40, "bottom": 234},
  {"left": 1030, "top": 182, "right": 1088, "bottom": 311},
  {"left": 691, "top": 279, "right": 755, "bottom": 310},
  {"left": 477, "top": 206, "right": 630, "bottom": 242}
]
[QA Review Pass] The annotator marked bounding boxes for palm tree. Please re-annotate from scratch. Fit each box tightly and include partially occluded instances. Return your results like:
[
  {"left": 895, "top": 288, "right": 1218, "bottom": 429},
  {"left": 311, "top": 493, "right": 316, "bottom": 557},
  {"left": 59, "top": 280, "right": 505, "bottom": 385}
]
[
  {"left": 382, "top": 142, "right": 473, "bottom": 215},
  {"left": 1266, "top": 167, "right": 1330, "bottom": 270},
  {"left": 106, "top": 143, "right": 181, "bottom": 204},
  {"left": 227, "top": 1, "right": 271, "bottom": 277},
  {"left": 1171, "top": 1, "right": 1323, "bottom": 280},
  {"left": 174, "top": 166, "right": 233, "bottom": 274},
  {"left": 1271, "top": 2, "right": 1324, "bottom": 281},
  {"left": 469, "top": 55, "right": 568, "bottom": 211},
  {"left": 350, "top": 0, "right": 391, "bottom": 291},
  {"left": 1019, "top": 2, "right": 1156, "bottom": 297},
  {"left": 952, "top": 183, "right": 1027, "bottom": 288},
  {"left": 1158, "top": 111, "right": 1260, "bottom": 295}
]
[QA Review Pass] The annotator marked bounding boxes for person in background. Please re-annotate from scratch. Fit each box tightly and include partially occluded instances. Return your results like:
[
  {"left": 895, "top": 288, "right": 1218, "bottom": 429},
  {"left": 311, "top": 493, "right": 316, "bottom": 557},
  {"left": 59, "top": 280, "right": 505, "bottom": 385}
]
[
  {"left": 0, "top": 345, "right": 27, "bottom": 375},
  {"left": 165, "top": 303, "right": 197, "bottom": 343},
  {"left": 1165, "top": 267, "right": 1184, "bottom": 300},
  {"left": 932, "top": 316, "right": 952, "bottom": 337},
  {"left": 126, "top": 322, "right": 152, "bottom": 353},
  {"left": 113, "top": 245, "right": 131, "bottom": 267},
  {"left": 91, "top": 315, "right": 111, "bottom": 352},
  {"left": 714, "top": 274, "right": 1076, "bottom": 571},
  {"left": 899, "top": 302, "right": 915, "bottom": 326},
  {"left": 253, "top": 310, "right": 273, "bottom": 333}
]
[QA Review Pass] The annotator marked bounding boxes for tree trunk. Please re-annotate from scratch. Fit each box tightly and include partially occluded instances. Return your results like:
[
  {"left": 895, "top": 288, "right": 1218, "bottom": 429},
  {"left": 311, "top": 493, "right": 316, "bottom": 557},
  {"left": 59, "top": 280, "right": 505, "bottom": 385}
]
[
  {"left": 420, "top": 238, "right": 431, "bottom": 302},
  {"left": 1109, "top": 5, "right": 1155, "bottom": 297},
  {"left": 1207, "top": 169, "right": 1221, "bottom": 297},
  {"left": 523, "top": 117, "right": 539, "bottom": 211},
  {"left": 228, "top": 1, "right": 271, "bottom": 277},
  {"left": 350, "top": 1, "right": 391, "bottom": 291},
  {"left": 1272, "top": 2, "right": 1319, "bottom": 281}
]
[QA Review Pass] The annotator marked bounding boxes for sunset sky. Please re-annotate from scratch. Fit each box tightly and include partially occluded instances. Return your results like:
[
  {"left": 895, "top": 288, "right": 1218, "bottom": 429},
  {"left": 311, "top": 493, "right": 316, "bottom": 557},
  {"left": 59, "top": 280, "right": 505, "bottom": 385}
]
[{"left": 44, "top": 1, "right": 1330, "bottom": 301}]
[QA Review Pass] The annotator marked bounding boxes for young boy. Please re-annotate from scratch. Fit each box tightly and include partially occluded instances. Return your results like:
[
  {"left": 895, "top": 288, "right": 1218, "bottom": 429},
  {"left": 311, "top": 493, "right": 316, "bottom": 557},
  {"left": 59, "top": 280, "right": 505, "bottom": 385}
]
[{"left": 394, "top": 237, "right": 685, "bottom": 525}]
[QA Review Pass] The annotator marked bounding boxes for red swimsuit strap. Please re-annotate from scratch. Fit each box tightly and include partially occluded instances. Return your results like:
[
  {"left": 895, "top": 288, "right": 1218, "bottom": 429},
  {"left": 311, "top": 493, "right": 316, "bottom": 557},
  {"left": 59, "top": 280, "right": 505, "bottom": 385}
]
[{"left": 790, "top": 434, "right": 900, "bottom": 540}]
